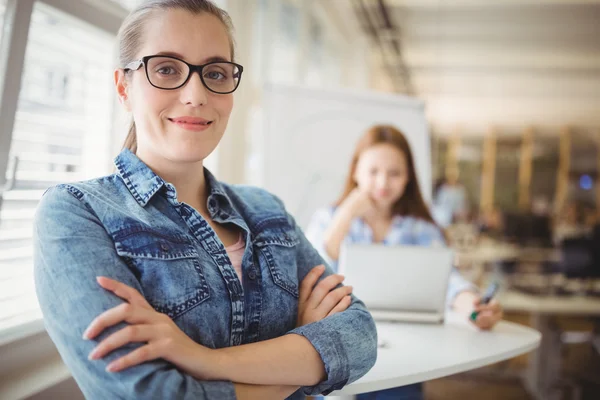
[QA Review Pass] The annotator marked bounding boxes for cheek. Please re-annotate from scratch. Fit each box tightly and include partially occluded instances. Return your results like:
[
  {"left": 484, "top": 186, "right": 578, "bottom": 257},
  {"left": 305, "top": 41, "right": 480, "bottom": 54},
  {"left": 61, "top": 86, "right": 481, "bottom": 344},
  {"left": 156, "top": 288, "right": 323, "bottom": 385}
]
[
  {"left": 393, "top": 176, "right": 409, "bottom": 192},
  {"left": 401, "top": 177, "right": 410, "bottom": 191},
  {"left": 214, "top": 95, "right": 234, "bottom": 120},
  {"left": 132, "top": 83, "right": 170, "bottom": 121},
  {"left": 355, "top": 172, "right": 374, "bottom": 190}
]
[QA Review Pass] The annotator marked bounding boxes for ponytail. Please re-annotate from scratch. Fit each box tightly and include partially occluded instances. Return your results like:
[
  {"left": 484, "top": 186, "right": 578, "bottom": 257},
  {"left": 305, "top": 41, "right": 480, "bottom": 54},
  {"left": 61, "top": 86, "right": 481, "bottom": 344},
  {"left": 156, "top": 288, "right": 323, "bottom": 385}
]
[{"left": 122, "top": 120, "right": 137, "bottom": 153}]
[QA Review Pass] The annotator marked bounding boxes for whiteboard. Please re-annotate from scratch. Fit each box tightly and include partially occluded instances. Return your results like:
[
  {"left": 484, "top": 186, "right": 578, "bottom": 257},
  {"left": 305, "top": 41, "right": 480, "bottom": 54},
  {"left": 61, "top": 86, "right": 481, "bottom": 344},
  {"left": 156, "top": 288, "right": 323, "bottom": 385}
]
[{"left": 261, "top": 83, "right": 432, "bottom": 229}]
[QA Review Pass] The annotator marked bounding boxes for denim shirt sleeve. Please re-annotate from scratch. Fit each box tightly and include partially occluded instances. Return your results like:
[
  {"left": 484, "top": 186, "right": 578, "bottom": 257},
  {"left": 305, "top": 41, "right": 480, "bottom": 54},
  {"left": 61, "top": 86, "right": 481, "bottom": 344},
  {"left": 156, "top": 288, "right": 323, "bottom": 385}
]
[
  {"left": 413, "top": 221, "right": 478, "bottom": 306},
  {"left": 33, "top": 186, "right": 236, "bottom": 400},
  {"left": 304, "top": 207, "right": 338, "bottom": 272},
  {"left": 284, "top": 207, "right": 377, "bottom": 396}
]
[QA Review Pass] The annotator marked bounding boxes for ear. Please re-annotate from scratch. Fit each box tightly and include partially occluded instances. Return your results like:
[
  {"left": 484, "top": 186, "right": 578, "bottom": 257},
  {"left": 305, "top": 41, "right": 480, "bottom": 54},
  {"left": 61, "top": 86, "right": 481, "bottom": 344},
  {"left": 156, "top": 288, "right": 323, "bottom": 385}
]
[{"left": 114, "top": 69, "right": 131, "bottom": 112}]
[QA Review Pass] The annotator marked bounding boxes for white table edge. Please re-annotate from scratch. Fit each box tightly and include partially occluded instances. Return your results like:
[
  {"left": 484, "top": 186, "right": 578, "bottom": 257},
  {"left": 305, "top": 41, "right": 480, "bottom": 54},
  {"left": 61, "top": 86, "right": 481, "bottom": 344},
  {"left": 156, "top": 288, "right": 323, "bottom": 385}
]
[{"left": 328, "top": 327, "right": 541, "bottom": 396}]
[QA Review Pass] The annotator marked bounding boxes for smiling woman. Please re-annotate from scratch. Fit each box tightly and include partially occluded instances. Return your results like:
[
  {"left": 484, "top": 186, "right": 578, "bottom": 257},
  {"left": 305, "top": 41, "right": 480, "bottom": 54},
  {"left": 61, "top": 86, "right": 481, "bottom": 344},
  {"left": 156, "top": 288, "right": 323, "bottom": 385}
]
[
  {"left": 32, "top": 1, "right": 377, "bottom": 400},
  {"left": 117, "top": 5, "right": 236, "bottom": 163}
]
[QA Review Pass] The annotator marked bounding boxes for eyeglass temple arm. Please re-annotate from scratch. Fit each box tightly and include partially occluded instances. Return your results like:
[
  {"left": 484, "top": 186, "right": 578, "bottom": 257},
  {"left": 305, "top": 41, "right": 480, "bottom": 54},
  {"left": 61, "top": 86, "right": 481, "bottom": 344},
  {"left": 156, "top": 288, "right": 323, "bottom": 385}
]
[{"left": 123, "top": 59, "right": 143, "bottom": 71}]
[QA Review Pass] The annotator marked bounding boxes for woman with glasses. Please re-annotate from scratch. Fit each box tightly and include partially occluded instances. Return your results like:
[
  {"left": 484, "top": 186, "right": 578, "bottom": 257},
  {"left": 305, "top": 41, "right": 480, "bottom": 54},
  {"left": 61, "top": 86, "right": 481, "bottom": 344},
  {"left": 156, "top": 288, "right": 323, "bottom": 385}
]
[{"left": 33, "top": 1, "right": 377, "bottom": 399}]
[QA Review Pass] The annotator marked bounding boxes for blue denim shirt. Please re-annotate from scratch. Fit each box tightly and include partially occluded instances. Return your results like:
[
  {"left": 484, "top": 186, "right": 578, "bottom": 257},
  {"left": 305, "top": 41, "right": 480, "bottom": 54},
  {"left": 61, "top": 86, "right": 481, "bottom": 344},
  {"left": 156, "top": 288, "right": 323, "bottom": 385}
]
[
  {"left": 33, "top": 149, "right": 377, "bottom": 400},
  {"left": 305, "top": 207, "right": 476, "bottom": 306}
]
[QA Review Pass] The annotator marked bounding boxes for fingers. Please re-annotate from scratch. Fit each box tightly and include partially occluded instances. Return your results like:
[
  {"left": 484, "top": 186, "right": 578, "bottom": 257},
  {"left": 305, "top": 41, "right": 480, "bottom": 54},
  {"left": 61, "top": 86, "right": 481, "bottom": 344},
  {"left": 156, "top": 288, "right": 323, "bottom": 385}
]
[
  {"left": 299, "top": 265, "right": 325, "bottom": 305},
  {"left": 89, "top": 324, "right": 156, "bottom": 360},
  {"left": 306, "top": 273, "right": 345, "bottom": 310},
  {"left": 475, "top": 300, "right": 501, "bottom": 314},
  {"left": 105, "top": 342, "right": 166, "bottom": 372},
  {"left": 83, "top": 303, "right": 161, "bottom": 340},
  {"left": 473, "top": 301, "right": 503, "bottom": 330},
  {"left": 487, "top": 300, "right": 502, "bottom": 314},
  {"left": 350, "top": 188, "right": 362, "bottom": 197},
  {"left": 474, "top": 312, "right": 497, "bottom": 330},
  {"left": 354, "top": 188, "right": 374, "bottom": 205},
  {"left": 85, "top": 278, "right": 182, "bottom": 373},
  {"left": 326, "top": 295, "right": 352, "bottom": 318},
  {"left": 297, "top": 267, "right": 351, "bottom": 327},
  {"left": 316, "top": 285, "right": 353, "bottom": 316},
  {"left": 495, "top": 303, "right": 504, "bottom": 320},
  {"left": 97, "top": 277, "right": 152, "bottom": 309}
]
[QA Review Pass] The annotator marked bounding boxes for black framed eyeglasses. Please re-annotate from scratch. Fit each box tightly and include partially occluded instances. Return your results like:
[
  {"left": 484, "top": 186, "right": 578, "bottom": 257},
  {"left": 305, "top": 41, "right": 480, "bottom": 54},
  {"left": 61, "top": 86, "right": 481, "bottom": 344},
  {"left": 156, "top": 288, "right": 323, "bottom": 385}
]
[{"left": 124, "top": 55, "right": 243, "bottom": 94}]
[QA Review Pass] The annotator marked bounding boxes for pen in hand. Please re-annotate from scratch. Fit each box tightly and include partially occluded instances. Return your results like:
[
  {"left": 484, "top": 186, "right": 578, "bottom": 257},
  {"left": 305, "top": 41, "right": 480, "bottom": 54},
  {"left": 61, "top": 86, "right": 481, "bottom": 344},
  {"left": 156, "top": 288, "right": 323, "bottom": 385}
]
[{"left": 470, "top": 282, "right": 499, "bottom": 322}]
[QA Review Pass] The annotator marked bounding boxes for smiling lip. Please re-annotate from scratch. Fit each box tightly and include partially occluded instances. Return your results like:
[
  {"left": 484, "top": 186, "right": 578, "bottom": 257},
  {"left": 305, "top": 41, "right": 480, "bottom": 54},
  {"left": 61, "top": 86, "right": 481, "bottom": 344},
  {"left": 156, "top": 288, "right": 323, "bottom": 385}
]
[{"left": 168, "top": 116, "right": 213, "bottom": 131}]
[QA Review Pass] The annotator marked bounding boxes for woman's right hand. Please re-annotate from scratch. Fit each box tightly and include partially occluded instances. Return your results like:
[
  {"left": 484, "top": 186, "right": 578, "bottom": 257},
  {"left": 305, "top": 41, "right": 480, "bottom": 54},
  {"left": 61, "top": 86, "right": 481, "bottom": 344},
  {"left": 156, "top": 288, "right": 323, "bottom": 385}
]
[
  {"left": 342, "top": 188, "right": 375, "bottom": 218},
  {"left": 296, "top": 265, "right": 353, "bottom": 327}
]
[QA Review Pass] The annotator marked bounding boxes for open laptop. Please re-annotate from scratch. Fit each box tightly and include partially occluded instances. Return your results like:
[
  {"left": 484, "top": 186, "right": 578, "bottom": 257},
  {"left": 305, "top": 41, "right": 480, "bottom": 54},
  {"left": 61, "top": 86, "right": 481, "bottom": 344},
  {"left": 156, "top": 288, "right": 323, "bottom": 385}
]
[{"left": 339, "top": 244, "right": 454, "bottom": 323}]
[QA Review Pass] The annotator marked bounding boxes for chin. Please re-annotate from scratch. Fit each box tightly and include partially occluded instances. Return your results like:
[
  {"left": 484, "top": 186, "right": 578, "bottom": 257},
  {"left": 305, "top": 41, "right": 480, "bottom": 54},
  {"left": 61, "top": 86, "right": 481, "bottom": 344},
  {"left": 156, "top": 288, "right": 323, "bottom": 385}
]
[
  {"left": 166, "top": 145, "right": 213, "bottom": 164},
  {"left": 374, "top": 199, "right": 393, "bottom": 209}
]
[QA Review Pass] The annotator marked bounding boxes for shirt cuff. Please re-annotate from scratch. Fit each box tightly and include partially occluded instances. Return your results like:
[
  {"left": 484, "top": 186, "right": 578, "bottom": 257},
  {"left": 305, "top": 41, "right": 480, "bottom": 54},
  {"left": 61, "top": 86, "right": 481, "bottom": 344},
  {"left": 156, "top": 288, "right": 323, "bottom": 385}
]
[
  {"left": 289, "top": 324, "right": 350, "bottom": 396},
  {"left": 446, "top": 282, "right": 479, "bottom": 308}
]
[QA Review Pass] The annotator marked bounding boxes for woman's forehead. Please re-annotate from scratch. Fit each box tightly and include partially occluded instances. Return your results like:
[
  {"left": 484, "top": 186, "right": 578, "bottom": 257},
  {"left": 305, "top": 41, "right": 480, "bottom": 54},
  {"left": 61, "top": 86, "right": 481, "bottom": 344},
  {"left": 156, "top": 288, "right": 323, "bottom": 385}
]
[
  {"left": 361, "top": 144, "right": 406, "bottom": 162},
  {"left": 138, "top": 9, "right": 231, "bottom": 63}
]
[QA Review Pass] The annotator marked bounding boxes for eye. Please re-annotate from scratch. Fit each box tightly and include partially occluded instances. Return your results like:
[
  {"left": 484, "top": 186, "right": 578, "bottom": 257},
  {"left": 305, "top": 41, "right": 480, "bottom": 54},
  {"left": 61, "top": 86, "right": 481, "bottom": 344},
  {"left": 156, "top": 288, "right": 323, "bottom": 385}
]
[
  {"left": 205, "top": 70, "right": 226, "bottom": 80},
  {"left": 153, "top": 63, "right": 183, "bottom": 77},
  {"left": 157, "top": 67, "right": 177, "bottom": 75}
]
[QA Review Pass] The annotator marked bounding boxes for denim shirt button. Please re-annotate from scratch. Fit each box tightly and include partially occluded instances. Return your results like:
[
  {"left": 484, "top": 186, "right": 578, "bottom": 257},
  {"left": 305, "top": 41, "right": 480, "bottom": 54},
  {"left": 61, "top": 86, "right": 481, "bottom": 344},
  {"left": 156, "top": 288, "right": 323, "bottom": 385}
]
[
  {"left": 160, "top": 243, "right": 169, "bottom": 251},
  {"left": 248, "top": 269, "right": 257, "bottom": 280}
]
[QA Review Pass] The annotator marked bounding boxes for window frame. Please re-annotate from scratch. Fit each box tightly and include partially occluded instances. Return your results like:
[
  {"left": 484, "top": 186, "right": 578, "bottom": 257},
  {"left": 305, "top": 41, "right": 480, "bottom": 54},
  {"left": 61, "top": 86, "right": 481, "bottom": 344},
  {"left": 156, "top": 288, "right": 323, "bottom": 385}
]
[{"left": 0, "top": 0, "right": 128, "bottom": 346}]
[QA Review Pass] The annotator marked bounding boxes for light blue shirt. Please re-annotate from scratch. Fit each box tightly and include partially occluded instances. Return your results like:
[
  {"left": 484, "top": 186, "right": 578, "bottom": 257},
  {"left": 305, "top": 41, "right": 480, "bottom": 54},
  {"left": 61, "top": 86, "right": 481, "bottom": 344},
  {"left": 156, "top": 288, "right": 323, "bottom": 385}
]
[{"left": 305, "top": 207, "right": 476, "bottom": 306}]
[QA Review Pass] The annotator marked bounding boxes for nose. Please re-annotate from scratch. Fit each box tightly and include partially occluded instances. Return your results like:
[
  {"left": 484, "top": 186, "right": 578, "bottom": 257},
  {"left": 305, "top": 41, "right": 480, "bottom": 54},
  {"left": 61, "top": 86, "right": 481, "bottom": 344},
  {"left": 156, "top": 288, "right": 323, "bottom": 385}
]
[
  {"left": 376, "top": 173, "right": 389, "bottom": 188},
  {"left": 180, "top": 72, "right": 208, "bottom": 107}
]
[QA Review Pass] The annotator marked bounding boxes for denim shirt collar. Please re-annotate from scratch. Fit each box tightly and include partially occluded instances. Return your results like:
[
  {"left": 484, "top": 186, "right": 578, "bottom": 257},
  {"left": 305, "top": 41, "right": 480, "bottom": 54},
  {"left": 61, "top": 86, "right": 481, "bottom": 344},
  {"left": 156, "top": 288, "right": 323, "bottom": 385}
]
[{"left": 114, "top": 149, "right": 232, "bottom": 216}]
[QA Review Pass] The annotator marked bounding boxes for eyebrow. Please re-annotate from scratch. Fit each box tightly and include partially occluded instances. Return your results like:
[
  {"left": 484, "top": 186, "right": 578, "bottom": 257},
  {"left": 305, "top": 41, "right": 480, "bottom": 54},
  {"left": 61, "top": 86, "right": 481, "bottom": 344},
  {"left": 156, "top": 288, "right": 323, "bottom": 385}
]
[{"left": 153, "top": 51, "right": 231, "bottom": 63}]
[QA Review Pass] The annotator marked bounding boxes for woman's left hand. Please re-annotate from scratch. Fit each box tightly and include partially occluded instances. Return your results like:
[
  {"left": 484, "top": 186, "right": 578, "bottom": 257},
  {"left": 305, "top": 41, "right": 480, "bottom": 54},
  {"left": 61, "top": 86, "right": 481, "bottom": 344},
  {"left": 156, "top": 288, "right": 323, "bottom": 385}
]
[
  {"left": 84, "top": 276, "right": 211, "bottom": 376},
  {"left": 453, "top": 291, "right": 503, "bottom": 330},
  {"left": 471, "top": 298, "right": 503, "bottom": 330}
]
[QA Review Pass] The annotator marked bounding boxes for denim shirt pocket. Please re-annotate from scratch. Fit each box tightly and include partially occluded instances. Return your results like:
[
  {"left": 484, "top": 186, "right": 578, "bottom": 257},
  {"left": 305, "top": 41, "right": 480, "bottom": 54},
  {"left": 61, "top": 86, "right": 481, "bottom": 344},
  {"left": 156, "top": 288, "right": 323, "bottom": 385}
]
[
  {"left": 113, "top": 225, "right": 210, "bottom": 319},
  {"left": 254, "top": 219, "right": 300, "bottom": 298}
]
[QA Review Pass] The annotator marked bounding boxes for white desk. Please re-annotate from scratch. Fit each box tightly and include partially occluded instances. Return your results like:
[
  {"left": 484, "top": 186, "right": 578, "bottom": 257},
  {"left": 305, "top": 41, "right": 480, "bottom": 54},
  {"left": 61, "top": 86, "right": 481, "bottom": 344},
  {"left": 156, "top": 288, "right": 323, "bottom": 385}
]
[
  {"left": 499, "top": 291, "right": 600, "bottom": 400},
  {"left": 327, "top": 312, "right": 540, "bottom": 397}
]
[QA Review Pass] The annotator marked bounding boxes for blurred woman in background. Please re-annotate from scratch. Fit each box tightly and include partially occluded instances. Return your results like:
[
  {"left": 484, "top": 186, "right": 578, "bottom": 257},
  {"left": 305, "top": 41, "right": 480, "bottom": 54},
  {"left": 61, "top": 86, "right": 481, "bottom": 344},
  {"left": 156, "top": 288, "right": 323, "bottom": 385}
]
[{"left": 307, "top": 124, "right": 503, "bottom": 400}]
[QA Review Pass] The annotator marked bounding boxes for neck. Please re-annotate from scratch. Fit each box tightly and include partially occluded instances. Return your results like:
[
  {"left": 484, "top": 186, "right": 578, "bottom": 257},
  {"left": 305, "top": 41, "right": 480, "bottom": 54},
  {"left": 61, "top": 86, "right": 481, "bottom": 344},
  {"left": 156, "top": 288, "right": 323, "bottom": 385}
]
[
  {"left": 364, "top": 206, "right": 394, "bottom": 223},
  {"left": 137, "top": 149, "right": 208, "bottom": 213}
]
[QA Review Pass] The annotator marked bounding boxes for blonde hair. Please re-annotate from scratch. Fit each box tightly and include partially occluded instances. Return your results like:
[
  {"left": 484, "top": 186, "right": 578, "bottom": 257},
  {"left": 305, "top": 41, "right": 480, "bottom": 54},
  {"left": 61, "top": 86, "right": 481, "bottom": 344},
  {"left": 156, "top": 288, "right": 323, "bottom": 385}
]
[{"left": 118, "top": 0, "right": 235, "bottom": 153}]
